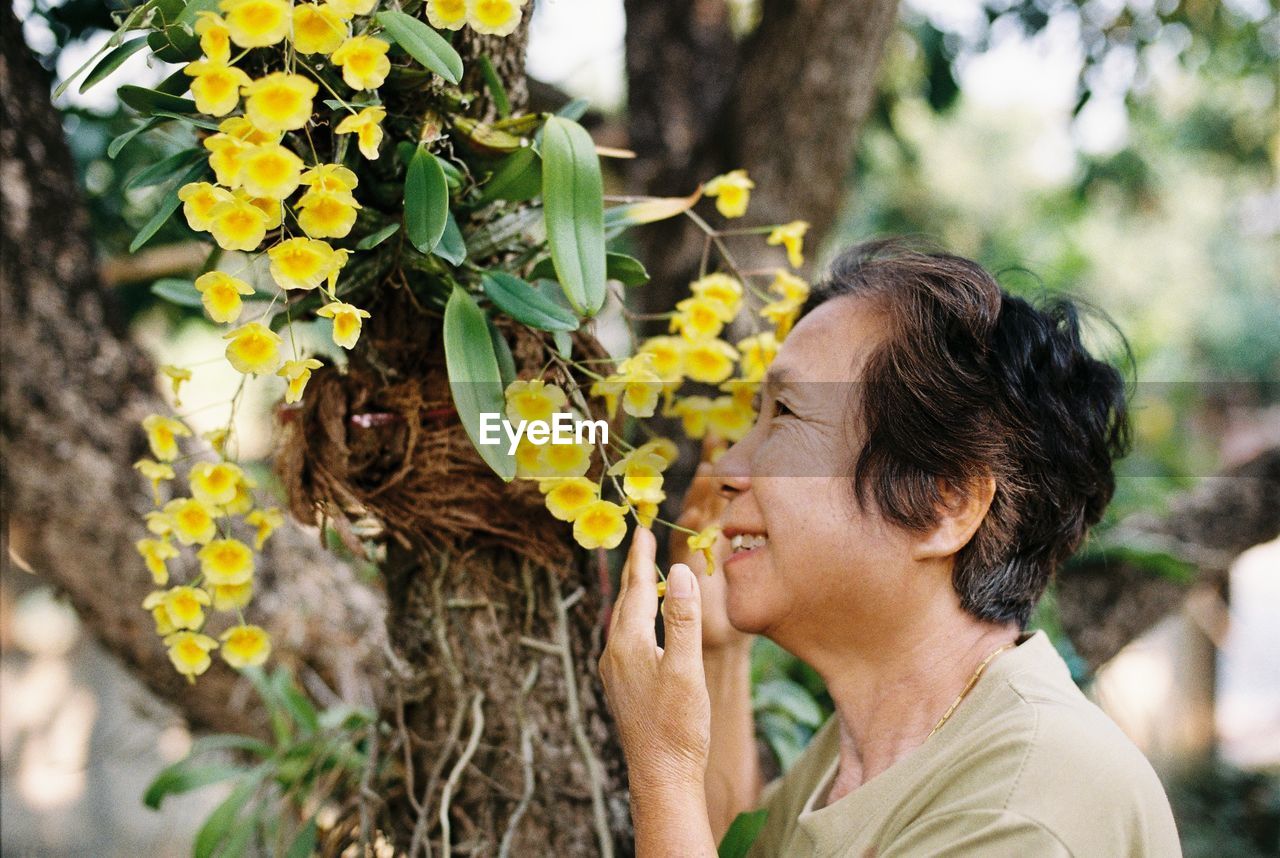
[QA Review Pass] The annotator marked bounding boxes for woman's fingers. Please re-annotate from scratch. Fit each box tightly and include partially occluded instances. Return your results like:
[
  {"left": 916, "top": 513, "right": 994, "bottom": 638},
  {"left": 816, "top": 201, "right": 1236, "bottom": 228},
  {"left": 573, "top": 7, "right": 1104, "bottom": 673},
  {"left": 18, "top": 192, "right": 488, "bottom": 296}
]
[
  {"left": 660, "top": 563, "right": 703, "bottom": 675},
  {"left": 614, "top": 526, "right": 658, "bottom": 641}
]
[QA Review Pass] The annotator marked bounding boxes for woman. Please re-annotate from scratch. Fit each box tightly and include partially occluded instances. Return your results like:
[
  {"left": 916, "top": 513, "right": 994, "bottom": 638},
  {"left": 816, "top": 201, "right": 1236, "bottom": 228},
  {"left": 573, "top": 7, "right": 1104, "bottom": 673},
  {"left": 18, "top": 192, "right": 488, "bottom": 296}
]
[{"left": 599, "top": 239, "right": 1180, "bottom": 856}]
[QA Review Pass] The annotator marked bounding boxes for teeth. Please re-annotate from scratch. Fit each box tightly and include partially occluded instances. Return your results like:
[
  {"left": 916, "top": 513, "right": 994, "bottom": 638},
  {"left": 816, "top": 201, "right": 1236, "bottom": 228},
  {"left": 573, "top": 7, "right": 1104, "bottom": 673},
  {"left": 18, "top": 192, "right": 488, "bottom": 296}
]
[{"left": 730, "top": 533, "right": 768, "bottom": 552}]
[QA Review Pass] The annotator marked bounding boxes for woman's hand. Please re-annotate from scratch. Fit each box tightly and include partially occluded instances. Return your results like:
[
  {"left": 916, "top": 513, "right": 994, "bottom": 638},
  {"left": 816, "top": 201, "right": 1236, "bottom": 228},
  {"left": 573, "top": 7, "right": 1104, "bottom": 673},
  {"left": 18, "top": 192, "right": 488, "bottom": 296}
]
[
  {"left": 599, "top": 527, "right": 711, "bottom": 793},
  {"left": 671, "top": 436, "right": 751, "bottom": 654}
]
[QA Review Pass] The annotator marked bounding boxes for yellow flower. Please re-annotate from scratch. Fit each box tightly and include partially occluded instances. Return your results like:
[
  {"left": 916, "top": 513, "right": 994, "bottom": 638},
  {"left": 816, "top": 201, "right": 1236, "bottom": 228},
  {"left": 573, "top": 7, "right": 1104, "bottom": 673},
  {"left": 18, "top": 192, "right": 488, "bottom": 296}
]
[
  {"left": 327, "top": 0, "right": 375, "bottom": 17},
  {"left": 203, "top": 117, "right": 280, "bottom": 187},
  {"left": 239, "top": 143, "right": 303, "bottom": 199},
  {"left": 242, "top": 72, "right": 318, "bottom": 133},
  {"left": 245, "top": 507, "right": 285, "bottom": 549},
  {"left": 220, "top": 0, "right": 291, "bottom": 47},
  {"left": 195, "top": 271, "right": 255, "bottom": 324},
  {"left": 759, "top": 298, "right": 801, "bottom": 340},
  {"left": 683, "top": 338, "right": 739, "bottom": 384},
  {"left": 426, "top": 0, "right": 466, "bottom": 30},
  {"left": 592, "top": 352, "right": 662, "bottom": 419},
  {"left": 334, "top": 106, "right": 386, "bottom": 160},
  {"left": 178, "top": 182, "right": 233, "bottom": 232},
  {"left": 670, "top": 296, "right": 728, "bottom": 341},
  {"left": 223, "top": 322, "right": 284, "bottom": 374},
  {"left": 197, "top": 538, "right": 255, "bottom": 586},
  {"left": 769, "top": 269, "right": 810, "bottom": 303},
  {"left": 154, "top": 586, "right": 212, "bottom": 631},
  {"left": 223, "top": 477, "right": 257, "bottom": 516},
  {"left": 687, "top": 525, "right": 722, "bottom": 575},
  {"left": 136, "top": 538, "right": 178, "bottom": 585},
  {"left": 164, "top": 497, "right": 219, "bottom": 545},
  {"left": 144, "top": 593, "right": 176, "bottom": 635},
  {"left": 706, "top": 393, "right": 755, "bottom": 441},
  {"left": 636, "top": 336, "right": 685, "bottom": 383},
  {"left": 634, "top": 437, "right": 679, "bottom": 466},
  {"left": 268, "top": 237, "right": 345, "bottom": 290},
  {"left": 330, "top": 36, "right": 390, "bottom": 90},
  {"left": 277, "top": 358, "right": 323, "bottom": 404},
  {"left": 572, "top": 499, "right": 628, "bottom": 550},
  {"left": 607, "top": 451, "right": 666, "bottom": 504},
  {"left": 185, "top": 58, "right": 251, "bottom": 116},
  {"left": 220, "top": 624, "right": 271, "bottom": 668},
  {"left": 291, "top": 3, "right": 347, "bottom": 54},
  {"left": 767, "top": 220, "right": 809, "bottom": 268},
  {"left": 300, "top": 163, "right": 358, "bottom": 192},
  {"left": 203, "top": 428, "right": 231, "bottom": 455},
  {"left": 467, "top": 0, "right": 526, "bottom": 37},
  {"left": 194, "top": 12, "right": 232, "bottom": 62},
  {"left": 668, "top": 395, "right": 713, "bottom": 439},
  {"left": 189, "top": 461, "right": 245, "bottom": 506},
  {"left": 143, "top": 415, "right": 191, "bottom": 462},
  {"left": 162, "top": 631, "right": 219, "bottom": 680},
  {"left": 235, "top": 189, "right": 284, "bottom": 230},
  {"left": 632, "top": 499, "right": 661, "bottom": 529},
  {"left": 208, "top": 196, "right": 270, "bottom": 251},
  {"left": 533, "top": 439, "right": 593, "bottom": 480},
  {"left": 134, "top": 457, "right": 176, "bottom": 503},
  {"left": 159, "top": 364, "right": 192, "bottom": 406},
  {"left": 513, "top": 436, "right": 543, "bottom": 479},
  {"left": 736, "top": 331, "right": 779, "bottom": 382},
  {"left": 689, "top": 273, "right": 743, "bottom": 320},
  {"left": 504, "top": 379, "right": 568, "bottom": 425},
  {"left": 211, "top": 580, "right": 253, "bottom": 611},
  {"left": 703, "top": 169, "right": 753, "bottom": 218},
  {"left": 145, "top": 511, "right": 173, "bottom": 537},
  {"left": 295, "top": 188, "right": 360, "bottom": 238},
  {"left": 541, "top": 477, "right": 598, "bottom": 522},
  {"left": 315, "top": 301, "right": 370, "bottom": 349}
]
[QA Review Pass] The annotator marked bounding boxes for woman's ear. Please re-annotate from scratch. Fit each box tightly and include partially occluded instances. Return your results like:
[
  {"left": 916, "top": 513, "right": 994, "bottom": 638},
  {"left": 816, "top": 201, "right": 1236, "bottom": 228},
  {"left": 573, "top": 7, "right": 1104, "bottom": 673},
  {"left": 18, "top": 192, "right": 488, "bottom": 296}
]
[{"left": 910, "top": 475, "right": 997, "bottom": 562}]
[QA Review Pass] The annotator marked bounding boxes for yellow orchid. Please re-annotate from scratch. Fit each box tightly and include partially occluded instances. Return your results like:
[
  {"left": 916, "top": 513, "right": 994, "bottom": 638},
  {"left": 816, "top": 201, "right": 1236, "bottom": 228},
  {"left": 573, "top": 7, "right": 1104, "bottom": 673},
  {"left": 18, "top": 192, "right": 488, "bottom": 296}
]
[
  {"left": 189, "top": 461, "right": 245, "bottom": 506},
  {"left": 703, "top": 169, "right": 754, "bottom": 218},
  {"left": 197, "top": 538, "right": 255, "bottom": 586},
  {"left": 670, "top": 295, "right": 728, "bottom": 341},
  {"left": 668, "top": 395, "right": 713, "bottom": 439},
  {"left": 327, "top": 0, "right": 376, "bottom": 17},
  {"left": 504, "top": 379, "right": 568, "bottom": 424},
  {"left": 223, "top": 322, "right": 284, "bottom": 374},
  {"left": 153, "top": 586, "right": 212, "bottom": 631},
  {"left": 607, "top": 451, "right": 666, "bottom": 505},
  {"left": 194, "top": 12, "right": 232, "bottom": 62},
  {"left": 277, "top": 358, "right": 323, "bottom": 404},
  {"left": 736, "top": 331, "right": 779, "bottom": 382},
  {"left": 706, "top": 393, "right": 755, "bottom": 441},
  {"left": 299, "top": 163, "right": 358, "bottom": 192},
  {"left": 687, "top": 524, "right": 722, "bottom": 575},
  {"left": 426, "top": 0, "right": 466, "bottom": 30},
  {"left": 178, "top": 182, "right": 233, "bottom": 232},
  {"left": 467, "top": 0, "right": 527, "bottom": 37},
  {"left": 195, "top": 271, "right": 255, "bottom": 324},
  {"left": 134, "top": 458, "right": 176, "bottom": 503},
  {"left": 541, "top": 477, "right": 599, "bottom": 522},
  {"left": 164, "top": 497, "right": 219, "bottom": 545},
  {"left": 162, "top": 631, "right": 219, "bottom": 681},
  {"left": 572, "top": 499, "right": 628, "bottom": 550},
  {"left": 211, "top": 580, "right": 253, "bottom": 611},
  {"left": 235, "top": 189, "right": 284, "bottom": 230},
  {"left": 315, "top": 301, "right": 370, "bottom": 349},
  {"left": 295, "top": 188, "right": 360, "bottom": 238},
  {"left": 769, "top": 269, "right": 810, "bottom": 303},
  {"left": 245, "top": 507, "right": 285, "bottom": 548},
  {"left": 238, "top": 143, "right": 303, "bottom": 199},
  {"left": 220, "top": 0, "right": 291, "bottom": 47},
  {"left": 689, "top": 273, "right": 743, "bottom": 320},
  {"left": 268, "top": 237, "right": 345, "bottom": 291},
  {"left": 220, "top": 625, "right": 271, "bottom": 668},
  {"left": 184, "top": 58, "right": 251, "bottom": 116},
  {"left": 767, "top": 220, "right": 809, "bottom": 268},
  {"left": 636, "top": 336, "right": 685, "bottom": 383},
  {"left": 144, "top": 510, "right": 173, "bottom": 536},
  {"left": 242, "top": 72, "right": 317, "bottom": 133},
  {"left": 142, "top": 414, "right": 191, "bottom": 462},
  {"left": 208, "top": 196, "right": 270, "bottom": 251},
  {"left": 331, "top": 36, "right": 391, "bottom": 90},
  {"left": 533, "top": 439, "right": 593, "bottom": 480},
  {"left": 136, "top": 538, "right": 178, "bottom": 585},
  {"left": 291, "top": 3, "right": 347, "bottom": 54},
  {"left": 632, "top": 498, "right": 661, "bottom": 529},
  {"left": 682, "top": 337, "right": 739, "bottom": 384},
  {"left": 334, "top": 106, "right": 386, "bottom": 160},
  {"left": 159, "top": 364, "right": 192, "bottom": 406}
]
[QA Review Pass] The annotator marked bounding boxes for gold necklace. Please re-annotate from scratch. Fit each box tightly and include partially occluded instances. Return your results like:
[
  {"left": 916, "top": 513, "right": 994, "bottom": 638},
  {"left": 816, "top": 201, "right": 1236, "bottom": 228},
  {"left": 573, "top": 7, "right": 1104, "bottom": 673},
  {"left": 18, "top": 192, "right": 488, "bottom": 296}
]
[{"left": 927, "top": 641, "right": 1018, "bottom": 739}]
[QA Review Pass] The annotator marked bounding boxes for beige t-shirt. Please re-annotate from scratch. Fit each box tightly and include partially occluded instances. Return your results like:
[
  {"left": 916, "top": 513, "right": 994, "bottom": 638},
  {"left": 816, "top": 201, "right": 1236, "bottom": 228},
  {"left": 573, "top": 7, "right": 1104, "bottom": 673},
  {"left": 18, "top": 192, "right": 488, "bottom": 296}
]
[{"left": 745, "top": 631, "right": 1180, "bottom": 857}]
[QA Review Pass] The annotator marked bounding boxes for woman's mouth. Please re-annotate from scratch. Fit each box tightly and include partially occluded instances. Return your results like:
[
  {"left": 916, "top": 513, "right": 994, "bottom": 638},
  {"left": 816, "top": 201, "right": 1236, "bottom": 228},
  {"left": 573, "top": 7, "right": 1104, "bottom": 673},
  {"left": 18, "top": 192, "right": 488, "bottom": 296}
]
[{"left": 727, "top": 533, "right": 768, "bottom": 565}]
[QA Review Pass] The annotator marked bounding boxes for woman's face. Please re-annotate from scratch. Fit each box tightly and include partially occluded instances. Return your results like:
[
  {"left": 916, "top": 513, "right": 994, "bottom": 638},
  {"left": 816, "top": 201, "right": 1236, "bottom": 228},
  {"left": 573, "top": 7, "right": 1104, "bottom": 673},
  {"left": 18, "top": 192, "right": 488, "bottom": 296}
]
[{"left": 714, "top": 297, "right": 930, "bottom": 655}]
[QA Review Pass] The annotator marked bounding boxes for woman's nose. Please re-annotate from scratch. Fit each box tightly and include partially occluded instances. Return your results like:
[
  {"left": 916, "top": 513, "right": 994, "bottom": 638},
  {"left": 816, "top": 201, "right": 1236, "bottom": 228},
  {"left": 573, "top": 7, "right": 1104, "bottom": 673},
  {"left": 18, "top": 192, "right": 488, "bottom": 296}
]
[{"left": 713, "top": 438, "right": 751, "bottom": 499}]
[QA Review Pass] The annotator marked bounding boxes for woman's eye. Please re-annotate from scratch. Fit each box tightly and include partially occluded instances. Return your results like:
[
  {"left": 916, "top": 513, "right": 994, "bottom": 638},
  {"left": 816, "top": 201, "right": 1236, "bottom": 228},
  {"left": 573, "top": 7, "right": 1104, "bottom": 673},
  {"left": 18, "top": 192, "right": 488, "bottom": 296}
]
[{"left": 774, "top": 400, "right": 794, "bottom": 418}]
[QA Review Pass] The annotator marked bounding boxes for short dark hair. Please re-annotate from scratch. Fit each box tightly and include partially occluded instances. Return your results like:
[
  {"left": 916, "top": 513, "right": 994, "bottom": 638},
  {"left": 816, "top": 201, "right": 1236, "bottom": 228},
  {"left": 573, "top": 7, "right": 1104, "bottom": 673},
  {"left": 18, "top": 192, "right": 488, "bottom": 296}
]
[{"left": 802, "top": 237, "right": 1132, "bottom": 627}]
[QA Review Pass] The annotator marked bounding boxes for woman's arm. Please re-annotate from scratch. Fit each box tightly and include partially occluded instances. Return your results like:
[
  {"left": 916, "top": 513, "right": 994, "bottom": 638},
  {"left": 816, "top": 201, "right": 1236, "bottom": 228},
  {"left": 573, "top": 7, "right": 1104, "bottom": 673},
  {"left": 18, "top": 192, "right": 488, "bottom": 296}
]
[{"left": 703, "top": 643, "right": 762, "bottom": 840}]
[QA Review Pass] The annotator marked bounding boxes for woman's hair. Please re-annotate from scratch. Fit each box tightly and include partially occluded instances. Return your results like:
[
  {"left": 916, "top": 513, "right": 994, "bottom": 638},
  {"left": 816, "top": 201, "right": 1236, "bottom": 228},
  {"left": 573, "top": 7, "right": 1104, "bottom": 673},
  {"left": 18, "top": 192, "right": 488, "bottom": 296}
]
[{"left": 801, "top": 237, "right": 1132, "bottom": 627}]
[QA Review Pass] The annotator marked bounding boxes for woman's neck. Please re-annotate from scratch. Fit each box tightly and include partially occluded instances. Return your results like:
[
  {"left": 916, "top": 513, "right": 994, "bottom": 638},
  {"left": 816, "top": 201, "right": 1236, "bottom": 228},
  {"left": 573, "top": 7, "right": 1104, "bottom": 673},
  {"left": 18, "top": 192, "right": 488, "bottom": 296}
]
[{"left": 815, "top": 617, "right": 1020, "bottom": 804}]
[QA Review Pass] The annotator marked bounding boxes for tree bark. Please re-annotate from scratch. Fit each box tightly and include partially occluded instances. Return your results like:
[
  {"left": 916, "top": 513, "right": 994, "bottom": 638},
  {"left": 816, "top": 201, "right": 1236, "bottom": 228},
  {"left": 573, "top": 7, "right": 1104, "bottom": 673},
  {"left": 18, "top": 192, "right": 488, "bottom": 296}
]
[{"left": 0, "top": 6, "right": 386, "bottom": 739}]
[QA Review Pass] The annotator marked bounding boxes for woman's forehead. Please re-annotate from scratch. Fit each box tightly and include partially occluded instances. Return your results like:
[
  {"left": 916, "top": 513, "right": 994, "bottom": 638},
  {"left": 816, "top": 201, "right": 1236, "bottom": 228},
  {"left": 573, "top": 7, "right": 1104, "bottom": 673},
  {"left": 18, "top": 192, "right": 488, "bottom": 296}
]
[{"left": 772, "top": 297, "right": 885, "bottom": 385}]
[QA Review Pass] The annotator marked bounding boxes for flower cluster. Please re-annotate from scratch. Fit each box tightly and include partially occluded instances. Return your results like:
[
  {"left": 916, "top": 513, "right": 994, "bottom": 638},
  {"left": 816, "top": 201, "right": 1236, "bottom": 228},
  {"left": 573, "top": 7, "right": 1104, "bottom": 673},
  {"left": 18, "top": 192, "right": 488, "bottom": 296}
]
[
  {"left": 424, "top": 0, "right": 529, "bottom": 36},
  {"left": 134, "top": 414, "right": 278, "bottom": 681}
]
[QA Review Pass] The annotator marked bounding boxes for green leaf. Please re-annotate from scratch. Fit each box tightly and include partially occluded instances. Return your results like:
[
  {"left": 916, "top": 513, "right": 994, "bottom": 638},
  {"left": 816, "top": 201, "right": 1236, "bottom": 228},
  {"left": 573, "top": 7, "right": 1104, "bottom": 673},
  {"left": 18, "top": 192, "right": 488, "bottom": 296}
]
[
  {"left": 604, "top": 188, "right": 703, "bottom": 232},
  {"left": 753, "top": 679, "right": 824, "bottom": 727},
  {"left": 376, "top": 11, "right": 463, "bottom": 84},
  {"left": 151, "top": 110, "right": 221, "bottom": 130},
  {"left": 433, "top": 211, "right": 467, "bottom": 265},
  {"left": 443, "top": 287, "right": 515, "bottom": 482},
  {"left": 356, "top": 223, "right": 400, "bottom": 250},
  {"left": 125, "top": 148, "right": 205, "bottom": 191},
  {"left": 109, "top": 118, "right": 164, "bottom": 159},
  {"left": 481, "top": 271, "right": 579, "bottom": 332},
  {"left": 556, "top": 98, "right": 590, "bottom": 121},
  {"left": 118, "top": 84, "right": 198, "bottom": 117},
  {"left": 80, "top": 36, "right": 148, "bottom": 93},
  {"left": 274, "top": 669, "right": 320, "bottom": 736},
  {"left": 147, "top": 22, "right": 200, "bottom": 63},
  {"left": 552, "top": 330, "right": 573, "bottom": 359},
  {"left": 184, "top": 733, "right": 274, "bottom": 759},
  {"left": 143, "top": 762, "right": 246, "bottom": 810},
  {"left": 477, "top": 55, "right": 511, "bottom": 117},
  {"left": 130, "top": 161, "right": 209, "bottom": 253},
  {"left": 193, "top": 766, "right": 269, "bottom": 858},
  {"left": 151, "top": 277, "right": 204, "bottom": 307},
  {"left": 540, "top": 116, "right": 606, "bottom": 316},
  {"left": 718, "top": 809, "right": 769, "bottom": 858},
  {"left": 531, "top": 251, "right": 648, "bottom": 286},
  {"left": 476, "top": 147, "right": 541, "bottom": 205},
  {"left": 284, "top": 818, "right": 319, "bottom": 858},
  {"left": 405, "top": 145, "right": 449, "bottom": 254},
  {"left": 487, "top": 317, "right": 517, "bottom": 390}
]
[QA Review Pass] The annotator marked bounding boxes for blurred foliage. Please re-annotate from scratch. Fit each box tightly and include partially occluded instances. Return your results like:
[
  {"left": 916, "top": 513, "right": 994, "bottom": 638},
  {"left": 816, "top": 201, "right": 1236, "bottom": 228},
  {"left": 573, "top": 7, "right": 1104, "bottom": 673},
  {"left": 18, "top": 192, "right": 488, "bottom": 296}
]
[{"left": 1167, "top": 760, "right": 1280, "bottom": 857}]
